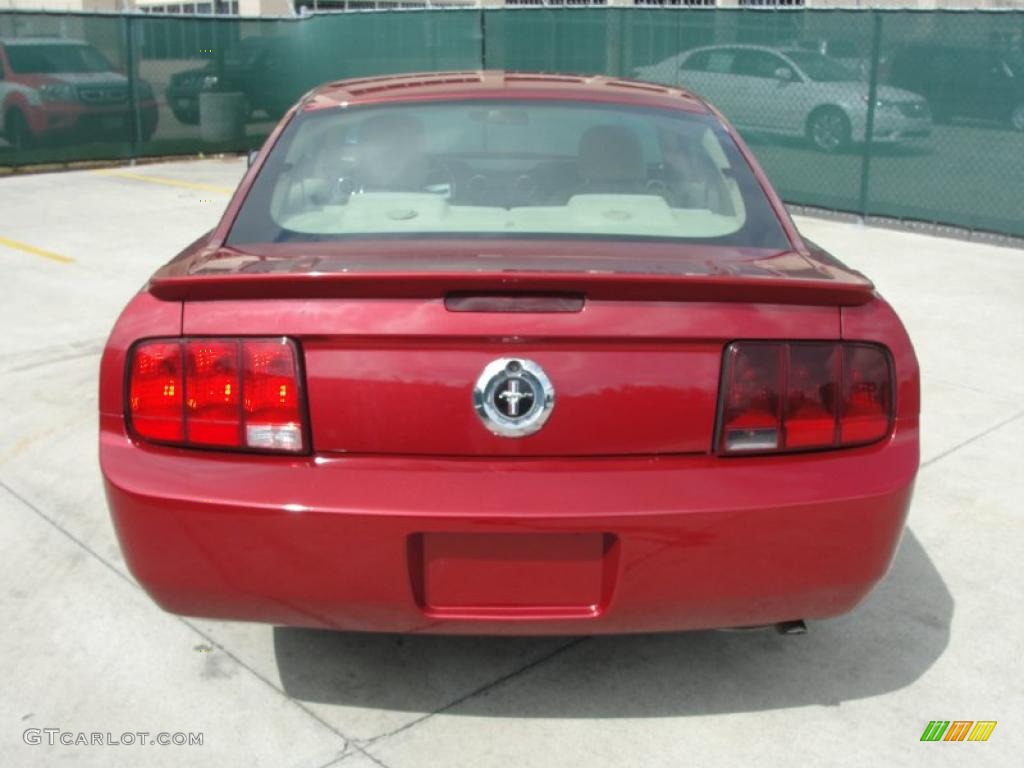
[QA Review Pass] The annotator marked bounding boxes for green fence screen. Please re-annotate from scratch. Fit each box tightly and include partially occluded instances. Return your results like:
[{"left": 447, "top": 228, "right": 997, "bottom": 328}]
[{"left": 1, "top": 8, "right": 1022, "bottom": 237}]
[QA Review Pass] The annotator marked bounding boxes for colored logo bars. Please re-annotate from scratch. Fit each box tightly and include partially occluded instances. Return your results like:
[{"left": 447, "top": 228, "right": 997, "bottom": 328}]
[{"left": 921, "top": 721, "right": 997, "bottom": 742}]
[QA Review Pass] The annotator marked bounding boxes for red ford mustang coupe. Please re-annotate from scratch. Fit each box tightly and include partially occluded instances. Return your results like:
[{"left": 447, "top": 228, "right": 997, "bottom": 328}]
[{"left": 100, "top": 72, "right": 918, "bottom": 635}]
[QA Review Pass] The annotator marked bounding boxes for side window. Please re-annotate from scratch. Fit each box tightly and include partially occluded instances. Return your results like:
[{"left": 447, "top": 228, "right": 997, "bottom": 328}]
[
  {"left": 681, "top": 51, "right": 712, "bottom": 72},
  {"left": 0, "top": 49, "right": 6, "bottom": 80},
  {"left": 732, "top": 50, "right": 783, "bottom": 79},
  {"left": 704, "top": 51, "right": 735, "bottom": 74}
]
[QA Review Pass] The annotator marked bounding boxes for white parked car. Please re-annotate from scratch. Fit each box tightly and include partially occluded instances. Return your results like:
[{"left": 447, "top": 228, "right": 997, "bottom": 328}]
[{"left": 635, "top": 45, "right": 931, "bottom": 152}]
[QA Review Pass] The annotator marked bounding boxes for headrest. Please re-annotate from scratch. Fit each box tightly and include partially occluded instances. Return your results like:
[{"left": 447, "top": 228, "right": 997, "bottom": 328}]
[
  {"left": 356, "top": 112, "right": 429, "bottom": 190},
  {"left": 577, "top": 125, "right": 645, "bottom": 183}
]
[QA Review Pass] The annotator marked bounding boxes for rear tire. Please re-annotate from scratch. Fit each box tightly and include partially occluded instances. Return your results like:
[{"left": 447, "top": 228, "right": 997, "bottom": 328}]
[
  {"left": 171, "top": 106, "right": 199, "bottom": 126},
  {"left": 5, "top": 109, "right": 33, "bottom": 152},
  {"left": 806, "top": 107, "right": 851, "bottom": 153}
]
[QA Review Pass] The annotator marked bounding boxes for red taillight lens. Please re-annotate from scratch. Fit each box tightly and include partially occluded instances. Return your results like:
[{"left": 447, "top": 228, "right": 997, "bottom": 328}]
[
  {"left": 840, "top": 344, "right": 892, "bottom": 445},
  {"left": 129, "top": 342, "right": 183, "bottom": 442},
  {"left": 718, "top": 341, "right": 892, "bottom": 455},
  {"left": 186, "top": 340, "right": 241, "bottom": 447},
  {"left": 720, "top": 343, "right": 783, "bottom": 452},
  {"left": 785, "top": 343, "right": 840, "bottom": 449},
  {"left": 127, "top": 337, "right": 306, "bottom": 454},
  {"left": 243, "top": 340, "right": 304, "bottom": 452}
]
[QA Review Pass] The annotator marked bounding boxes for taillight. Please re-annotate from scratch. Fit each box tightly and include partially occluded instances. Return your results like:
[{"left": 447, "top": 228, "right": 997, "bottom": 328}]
[
  {"left": 717, "top": 341, "right": 892, "bottom": 455},
  {"left": 185, "top": 340, "right": 241, "bottom": 447},
  {"left": 840, "top": 344, "right": 892, "bottom": 444},
  {"left": 719, "top": 343, "right": 783, "bottom": 452},
  {"left": 242, "top": 340, "right": 304, "bottom": 452},
  {"left": 128, "top": 342, "right": 183, "bottom": 443},
  {"left": 127, "top": 337, "right": 306, "bottom": 454}
]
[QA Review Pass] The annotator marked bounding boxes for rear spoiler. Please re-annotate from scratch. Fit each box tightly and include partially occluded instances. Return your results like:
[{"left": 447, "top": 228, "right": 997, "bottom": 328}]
[{"left": 148, "top": 271, "right": 875, "bottom": 306}]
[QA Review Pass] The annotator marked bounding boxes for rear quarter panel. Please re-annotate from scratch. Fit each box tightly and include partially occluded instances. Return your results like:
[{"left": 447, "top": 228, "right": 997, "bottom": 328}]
[{"left": 842, "top": 296, "right": 920, "bottom": 425}]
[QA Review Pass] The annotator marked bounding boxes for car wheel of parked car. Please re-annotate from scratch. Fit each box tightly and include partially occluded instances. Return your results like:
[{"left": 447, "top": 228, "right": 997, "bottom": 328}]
[
  {"left": 1011, "top": 103, "right": 1024, "bottom": 132},
  {"left": 806, "top": 107, "right": 851, "bottom": 153},
  {"left": 4, "top": 109, "right": 33, "bottom": 151},
  {"left": 241, "top": 96, "right": 254, "bottom": 124}
]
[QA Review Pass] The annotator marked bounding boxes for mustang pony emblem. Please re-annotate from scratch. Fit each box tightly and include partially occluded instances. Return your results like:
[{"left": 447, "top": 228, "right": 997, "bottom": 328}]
[
  {"left": 473, "top": 358, "right": 555, "bottom": 437},
  {"left": 496, "top": 377, "right": 535, "bottom": 417}
]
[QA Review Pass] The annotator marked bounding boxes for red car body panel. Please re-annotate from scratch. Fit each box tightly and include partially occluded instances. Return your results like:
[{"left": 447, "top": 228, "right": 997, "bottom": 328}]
[
  {"left": 100, "top": 73, "right": 919, "bottom": 634},
  {"left": 102, "top": 421, "right": 915, "bottom": 634},
  {"left": 179, "top": 295, "right": 839, "bottom": 458}
]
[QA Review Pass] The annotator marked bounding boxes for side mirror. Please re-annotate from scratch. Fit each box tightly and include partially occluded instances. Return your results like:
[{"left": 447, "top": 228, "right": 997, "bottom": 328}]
[
  {"left": 774, "top": 66, "right": 794, "bottom": 82},
  {"left": 247, "top": 149, "right": 259, "bottom": 168}
]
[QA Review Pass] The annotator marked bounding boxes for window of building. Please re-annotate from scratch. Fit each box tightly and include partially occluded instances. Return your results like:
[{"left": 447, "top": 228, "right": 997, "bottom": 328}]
[
  {"left": 634, "top": 1, "right": 716, "bottom": 7},
  {"left": 139, "top": 1, "right": 236, "bottom": 14},
  {"left": 504, "top": 1, "right": 609, "bottom": 6}
]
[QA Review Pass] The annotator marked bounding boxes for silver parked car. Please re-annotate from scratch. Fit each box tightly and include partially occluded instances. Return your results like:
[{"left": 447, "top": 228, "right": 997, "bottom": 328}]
[{"left": 635, "top": 45, "right": 931, "bottom": 152}]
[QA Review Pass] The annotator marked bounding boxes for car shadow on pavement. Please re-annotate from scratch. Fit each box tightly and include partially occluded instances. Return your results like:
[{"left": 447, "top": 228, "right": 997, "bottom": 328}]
[{"left": 273, "top": 528, "right": 951, "bottom": 717}]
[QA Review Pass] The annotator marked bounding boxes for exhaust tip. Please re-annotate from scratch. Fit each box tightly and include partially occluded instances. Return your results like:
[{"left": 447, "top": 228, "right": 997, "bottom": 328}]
[
  {"left": 717, "top": 620, "right": 808, "bottom": 635},
  {"left": 776, "top": 620, "right": 808, "bottom": 636}
]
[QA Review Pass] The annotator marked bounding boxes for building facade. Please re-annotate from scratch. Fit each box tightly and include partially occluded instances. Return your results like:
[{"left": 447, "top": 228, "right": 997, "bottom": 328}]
[{"left": 1, "top": 0, "right": 1023, "bottom": 16}]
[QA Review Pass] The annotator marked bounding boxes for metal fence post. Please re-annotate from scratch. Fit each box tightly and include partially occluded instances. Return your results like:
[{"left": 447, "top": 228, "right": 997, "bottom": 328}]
[
  {"left": 606, "top": 7, "right": 622, "bottom": 78},
  {"left": 857, "top": 10, "right": 883, "bottom": 219},
  {"left": 479, "top": 6, "right": 487, "bottom": 71},
  {"left": 124, "top": 12, "right": 141, "bottom": 161}
]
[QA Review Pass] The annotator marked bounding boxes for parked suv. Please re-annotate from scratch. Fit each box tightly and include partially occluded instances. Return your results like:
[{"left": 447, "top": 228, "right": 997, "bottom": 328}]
[
  {"left": 0, "top": 38, "right": 158, "bottom": 150},
  {"left": 166, "top": 37, "right": 304, "bottom": 126},
  {"left": 887, "top": 44, "right": 1024, "bottom": 130}
]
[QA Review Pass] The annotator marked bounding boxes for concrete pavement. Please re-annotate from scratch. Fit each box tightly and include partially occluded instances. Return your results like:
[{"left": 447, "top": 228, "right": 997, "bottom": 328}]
[{"left": 0, "top": 158, "right": 1021, "bottom": 767}]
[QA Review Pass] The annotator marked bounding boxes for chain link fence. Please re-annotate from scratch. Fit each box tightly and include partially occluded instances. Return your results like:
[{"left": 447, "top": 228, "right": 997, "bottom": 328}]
[{"left": 1, "top": 8, "right": 1022, "bottom": 236}]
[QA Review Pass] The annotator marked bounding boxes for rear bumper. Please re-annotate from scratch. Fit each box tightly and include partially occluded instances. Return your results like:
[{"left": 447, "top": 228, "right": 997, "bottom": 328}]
[
  {"left": 101, "top": 415, "right": 917, "bottom": 635},
  {"left": 870, "top": 113, "right": 932, "bottom": 142},
  {"left": 851, "top": 111, "right": 932, "bottom": 143}
]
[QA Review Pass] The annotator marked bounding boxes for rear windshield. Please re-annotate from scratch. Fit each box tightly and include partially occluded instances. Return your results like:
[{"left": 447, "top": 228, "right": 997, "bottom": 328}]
[
  {"left": 6, "top": 43, "right": 112, "bottom": 74},
  {"left": 228, "top": 100, "right": 790, "bottom": 249}
]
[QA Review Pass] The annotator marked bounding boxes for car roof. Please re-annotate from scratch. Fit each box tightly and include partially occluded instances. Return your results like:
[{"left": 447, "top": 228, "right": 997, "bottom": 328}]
[
  {"left": 687, "top": 44, "right": 789, "bottom": 54},
  {"left": 304, "top": 71, "right": 711, "bottom": 114},
  {"left": 684, "top": 45, "right": 812, "bottom": 60},
  {"left": 683, "top": 45, "right": 816, "bottom": 61}
]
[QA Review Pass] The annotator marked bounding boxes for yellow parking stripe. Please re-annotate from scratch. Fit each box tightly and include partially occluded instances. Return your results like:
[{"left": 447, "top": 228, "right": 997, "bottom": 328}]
[
  {"left": 94, "top": 169, "right": 234, "bottom": 195},
  {"left": 0, "top": 235, "right": 74, "bottom": 264}
]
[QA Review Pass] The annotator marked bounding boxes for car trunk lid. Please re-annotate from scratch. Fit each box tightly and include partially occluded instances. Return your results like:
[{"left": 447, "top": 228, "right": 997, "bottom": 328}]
[{"left": 173, "top": 242, "right": 860, "bottom": 457}]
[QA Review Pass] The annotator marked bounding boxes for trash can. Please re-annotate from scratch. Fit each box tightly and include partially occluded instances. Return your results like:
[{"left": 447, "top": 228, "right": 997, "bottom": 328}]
[{"left": 199, "top": 92, "right": 247, "bottom": 144}]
